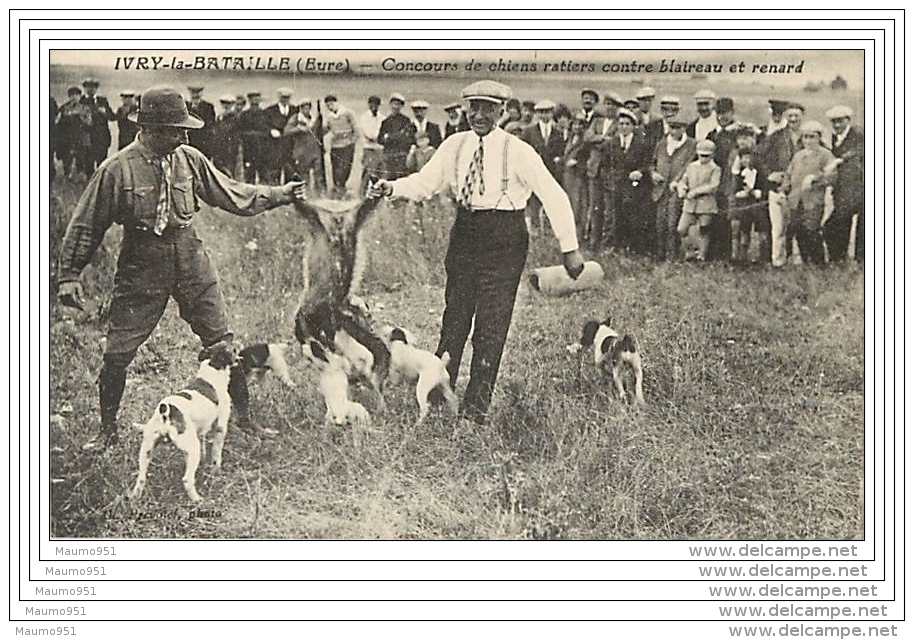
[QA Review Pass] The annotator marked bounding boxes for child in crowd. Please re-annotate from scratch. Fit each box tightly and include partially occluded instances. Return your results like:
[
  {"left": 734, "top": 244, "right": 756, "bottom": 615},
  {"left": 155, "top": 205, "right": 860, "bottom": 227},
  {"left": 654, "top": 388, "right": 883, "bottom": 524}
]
[
  {"left": 676, "top": 139, "right": 721, "bottom": 261},
  {"left": 730, "top": 144, "right": 770, "bottom": 265},
  {"left": 405, "top": 130, "right": 436, "bottom": 175}
]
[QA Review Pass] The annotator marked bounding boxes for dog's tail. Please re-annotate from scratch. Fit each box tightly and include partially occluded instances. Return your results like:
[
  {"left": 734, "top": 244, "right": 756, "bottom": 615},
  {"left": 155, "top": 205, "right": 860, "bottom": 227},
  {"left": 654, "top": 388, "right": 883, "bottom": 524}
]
[{"left": 439, "top": 352, "right": 451, "bottom": 367}]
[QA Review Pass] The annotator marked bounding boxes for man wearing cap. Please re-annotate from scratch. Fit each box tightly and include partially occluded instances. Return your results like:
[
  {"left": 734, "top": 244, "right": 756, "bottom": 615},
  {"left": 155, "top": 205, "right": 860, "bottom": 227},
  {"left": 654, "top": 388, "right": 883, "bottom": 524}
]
[
  {"left": 521, "top": 100, "right": 565, "bottom": 235},
  {"left": 782, "top": 120, "right": 836, "bottom": 265},
  {"left": 765, "top": 99, "right": 790, "bottom": 137},
  {"left": 761, "top": 102, "right": 805, "bottom": 266},
  {"left": 212, "top": 95, "right": 242, "bottom": 177},
  {"left": 79, "top": 78, "right": 117, "bottom": 172},
  {"left": 687, "top": 89, "right": 717, "bottom": 142},
  {"left": 659, "top": 95, "right": 682, "bottom": 136},
  {"left": 56, "top": 85, "right": 304, "bottom": 450},
  {"left": 444, "top": 101, "right": 470, "bottom": 139},
  {"left": 185, "top": 85, "right": 216, "bottom": 158},
  {"left": 597, "top": 107, "right": 655, "bottom": 254},
  {"left": 823, "top": 105, "right": 864, "bottom": 263},
  {"left": 115, "top": 90, "right": 140, "bottom": 150},
  {"left": 651, "top": 115, "right": 697, "bottom": 260},
  {"left": 263, "top": 88, "right": 299, "bottom": 185},
  {"left": 321, "top": 95, "right": 360, "bottom": 196},
  {"left": 367, "top": 80, "right": 584, "bottom": 425},
  {"left": 237, "top": 91, "right": 271, "bottom": 183},
  {"left": 56, "top": 86, "right": 93, "bottom": 178},
  {"left": 379, "top": 93, "right": 416, "bottom": 179},
  {"left": 410, "top": 100, "right": 442, "bottom": 150},
  {"left": 284, "top": 97, "right": 324, "bottom": 192},
  {"left": 706, "top": 97, "right": 742, "bottom": 261},
  {"left": 636, "top": 86, "right": 664, "bottom": 151},
  {"left": 358, "top": 96, "right": 385, "bottom": 195}
]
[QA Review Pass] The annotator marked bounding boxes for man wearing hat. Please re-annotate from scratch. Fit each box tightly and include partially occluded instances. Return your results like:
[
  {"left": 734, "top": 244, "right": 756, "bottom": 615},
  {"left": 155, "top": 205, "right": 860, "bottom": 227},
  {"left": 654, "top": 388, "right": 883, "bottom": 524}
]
[
  {"left": 237, "top": 91, "right": 271, "bottom": 183},
  {"left": 212, "top": 95, "right": 242, "bottom": 177},
  {"left": 263, "top": 87, "right": 299, "bottom": 184},
  {"left": 765, "top": 99, "right": 790, "bottom": 137},
  {"left": 706, "top": 97, "right": 743, "bottom": 261},
  {"left": 823, "top": 105, "right": 864, "bottom": 263},
  {"left": 185, "top": 85, "right": 216, "bottom": 158},
  {"left": 659, "top": 95, "right": 681, "bottom": 136},
  {"left": 284, "top": 97, "right": 325, "bottom": 192},
  {"left": 321, "top": 94, "right": 360, "bottom": 196},
  {"left": 521, "top": 99, "right": 565, "bottom": 235},
  {"left": 443, "top": 101, "right": 470, "bottom": 139},
  {"left": 379, "top": 92, "right": 416, "bottom": 179},
  {"left": 597, "top": 107, "right": 655, "bottom": 254},
  {"left": 79, "top": 77, "right": 117, "bottom": 172},
  {"left": 56, "top": 85, "right": 92, "bottom": 178},
  {"left": 687, "top": 89, "right": 717, "bottom": 143},
  {"left": 358, "top": 95, "right": 385, "bottom": 195},
  {"left": 56, "top": 85, "right": 304, "bottom": 450},
  {"left": 410, "top": 99, "right": 442, "bottom": 149},
  {"left": 651, "top": 114, "right": 697, "bottom": 260},
  {"left": 115, "top": 90, "right": 140, "bottom": 150},
  {"left": 781, "top": 120, "right": 836, "bottom": 265},
  {"left": 367, "top": 80, "right": 584, "bottom": 425},
  {"left": 760, "top": 102, "right": 805, "bottom": 266},
  {"left": 636, "top": 86, "right": 664, "bottom": 150}
]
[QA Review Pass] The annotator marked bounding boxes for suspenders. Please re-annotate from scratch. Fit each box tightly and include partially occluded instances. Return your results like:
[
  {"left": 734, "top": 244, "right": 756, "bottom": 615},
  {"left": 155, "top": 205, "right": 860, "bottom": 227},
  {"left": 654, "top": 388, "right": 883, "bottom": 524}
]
[{"left": 453, "top": 133, "right": 512, "bottom": 208}]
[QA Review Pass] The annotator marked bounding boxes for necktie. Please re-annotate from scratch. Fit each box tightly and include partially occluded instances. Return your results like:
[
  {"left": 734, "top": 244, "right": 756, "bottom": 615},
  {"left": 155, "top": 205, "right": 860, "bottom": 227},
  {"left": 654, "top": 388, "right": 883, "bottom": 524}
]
[
  {"left": 460, "top": 137, "right": 485, "bottom": 208},
  {"left": 622, "top": 136, "right": 629, "bottom": 151},
  {"left": 153, "top": 155, "right": 172, "bottom": 235},
  {"left": 544, "top": 123, "right": 551, "bottom": 140}
]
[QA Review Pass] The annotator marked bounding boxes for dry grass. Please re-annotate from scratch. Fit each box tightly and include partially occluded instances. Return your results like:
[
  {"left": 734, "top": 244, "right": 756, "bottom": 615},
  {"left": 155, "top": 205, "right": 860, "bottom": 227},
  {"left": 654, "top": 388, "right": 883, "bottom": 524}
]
[{"left": 49, "top": 176, "right": 863, "bottom": 540}]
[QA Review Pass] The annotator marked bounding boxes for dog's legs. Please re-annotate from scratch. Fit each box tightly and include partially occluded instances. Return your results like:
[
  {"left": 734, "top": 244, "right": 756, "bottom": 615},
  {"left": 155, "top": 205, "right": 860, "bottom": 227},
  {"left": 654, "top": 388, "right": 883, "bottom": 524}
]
[
  {"left": 626, "top": 352, "right": 646, "bottom": 405},
  {"left": 180, "top": 435, "right": 204, "bottom": 503},
  {"left": 414, "top": 376, "right": 435, "bottom": 426},
  {"left": 129, "top": 431, "right": 159, "bottom": 500},
  {"left": 611, "top": 365, "right": 627, "bottom": 403},
  {"left": 211, "top": 410, "right": 230, "bottom": 469},
  {"left": 440, "top": 383, "right": 460, "bottom": 417}
]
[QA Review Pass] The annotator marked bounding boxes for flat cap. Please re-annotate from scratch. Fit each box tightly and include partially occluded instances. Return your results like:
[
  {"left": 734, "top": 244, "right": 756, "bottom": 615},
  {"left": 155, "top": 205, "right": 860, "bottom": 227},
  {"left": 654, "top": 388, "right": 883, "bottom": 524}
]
[
  {"left": 389, "top": 92, "right": 406, "bottom": 104},
  {"left": 119, "top": 89, "right": 137, "bottom": 97},
  {"left": 603, "top": 91, "right": 624, "bottom": 106},
  {"left": 635, "top": 86, "right": 656, "bottom": 99},
  {"left": 786, "top": 102, "right": 806, "bottom": 112},
  {"left": 534, "top": 99, "right": 556, "bottom": 111},
  {"left": 623, "top": 99, "right": 640, "bottom": 109},
  {"left": 219, "top": 94, "right": 236, "bottom": 104},
  {"left": 737, "top": 123, "right": 759, "bottom": 137},
  {"left": 277, "top": 87, "right": 294, "bottom": 97},
  {"left": 246, "top": 90, "right": 261, "bottom": 97},
  {"left": 616, "top": 108, "right": 639, "bottom": 124},
  {"left": 716, "top": 96, "right": 735, "bottom": 112},
  {"left": 825, "top": 105, "right": 854, "bottom": 120},
  {"left": 768, "top": 98, "right": 791, "bottom": 111},
  {"left": 298, "top": 97, "right": 313, "bottom": 105},
  {"left": 82, "top": 77, "right": 100, "bottom": 86},
  {"left": 799, "top": 120, "right": 825, "bottom": 135},
  {"left": 187, "top": 85, "right": 204, "bottom": 92},
  {"left": 462, "top": 80, "right": 512, "bottom": 103},
  {"left": 668, "top": 117, "right": 690, "bottom": 127},
  {"left": 581, "top": 87, "right": 599, "bottom": 100},
  {"left": 410, "top": 99, "right": 430, "bottom": 109},
  {"left": 696, "top": 139, "right": 717, "bottom": 155},
  {"left": 660, "top": 95, "right": 681, "bottom": 105},
  {"left": 693, "top": 89, "right": 716, "bottom": 102},
  {"left": 443, "top": 101, "right": 462, "bottom": 112}
]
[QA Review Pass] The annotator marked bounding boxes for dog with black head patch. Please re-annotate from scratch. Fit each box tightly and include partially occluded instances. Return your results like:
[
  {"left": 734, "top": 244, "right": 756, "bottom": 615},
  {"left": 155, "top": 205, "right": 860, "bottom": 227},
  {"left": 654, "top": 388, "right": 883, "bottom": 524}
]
[
  {"left": 301, "top": 338, "right": 371, "bottom": 428},
  {"left": 225, "top": 342, "right": 296, "bottom": 434},
  {"left": 130, "top": 341, "right": 239, "bottom": 503},
  {"left": 568, "top": 316, "right": 645, "bottom": 405}
]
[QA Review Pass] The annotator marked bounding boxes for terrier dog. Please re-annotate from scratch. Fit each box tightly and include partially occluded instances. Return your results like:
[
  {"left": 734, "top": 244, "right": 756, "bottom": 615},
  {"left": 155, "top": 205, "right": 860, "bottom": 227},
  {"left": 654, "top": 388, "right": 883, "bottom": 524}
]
[
  {"left": 228, "top": 342, "right": 296, "bottom": 435},
  {"left": 568, "top": 316, "right": 645, "bottom": 405},
  {"left": 382, "top": 326, "right": 458, "bottom": 425},
  {"left": 302, "top": 338, "right": 371, "bottom": 427},
  {"left": 130, "top": 342, "right": 238, "bottom": 503}
]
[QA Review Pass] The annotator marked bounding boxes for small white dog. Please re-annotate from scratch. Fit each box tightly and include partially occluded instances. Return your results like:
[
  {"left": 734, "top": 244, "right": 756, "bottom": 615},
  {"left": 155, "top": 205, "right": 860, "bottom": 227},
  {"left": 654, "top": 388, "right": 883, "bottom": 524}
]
[
  {"left": 130, "top": 342, "right": 238, "bottom": 503},
  {"left": 382, "top": 326, "right": 459, "bottom": 425},
  {"left": 568, "top": 316, "right": 645, "bottom": 405},
  {"left": 302, "top": 339, "right": 371, "bottom": 427}
]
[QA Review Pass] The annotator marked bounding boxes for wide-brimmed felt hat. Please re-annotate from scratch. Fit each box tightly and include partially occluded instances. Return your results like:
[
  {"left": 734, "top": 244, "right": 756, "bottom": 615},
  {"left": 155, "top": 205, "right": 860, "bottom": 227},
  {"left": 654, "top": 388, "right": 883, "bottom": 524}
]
[{"left": 128, "top": 86, "right": 204, "bottom": 128}]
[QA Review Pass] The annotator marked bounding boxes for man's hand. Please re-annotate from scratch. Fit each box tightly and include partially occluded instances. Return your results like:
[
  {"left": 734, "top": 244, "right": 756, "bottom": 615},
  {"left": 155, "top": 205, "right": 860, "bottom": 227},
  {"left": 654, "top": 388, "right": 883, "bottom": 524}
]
[
  {"left": 283, "top": 181, "right": 307, "bottom": 201},
  {"left": 562, "top": 249, "right": 585, "bottom": 280},
  {"left": 366, "top": 178, "right": 393, "bottom": 199},
  {"left": 270, "top": 129, "right": 282, "bottom": 139},
  {"left": 58, "top": 281, "right": 85, "bottom": 310}
]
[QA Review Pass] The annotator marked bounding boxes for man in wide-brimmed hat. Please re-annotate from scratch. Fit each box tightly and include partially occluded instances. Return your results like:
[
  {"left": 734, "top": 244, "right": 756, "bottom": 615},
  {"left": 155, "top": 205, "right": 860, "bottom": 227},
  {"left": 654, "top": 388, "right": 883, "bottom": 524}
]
[
  {"left": 57, "top": 85, "right": 303, "bottom": 450},
  {"left": 79, "top": 77, "right": 117, "bottom": 172}
]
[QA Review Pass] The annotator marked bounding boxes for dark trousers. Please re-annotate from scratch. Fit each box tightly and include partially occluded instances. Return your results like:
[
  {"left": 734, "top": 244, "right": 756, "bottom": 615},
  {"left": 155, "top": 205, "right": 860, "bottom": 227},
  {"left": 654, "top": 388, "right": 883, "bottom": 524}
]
[
  {"left": 793, "top": 205, "right": 826, "bottom": 266},
  {"left": 436, "top": 209, "right": 529, "bottom": 423},
  {"left": 823, "top": 211, "right": 854, "bottom": 262},
  {"left": 855, "top": 214, "right": 864, "bottom": 262},
  {"left": 655, "top": 192, "right": 682, "bottom": 261},
  {"left": 330, "top": 144, "right": 355, "bottom": 189}
]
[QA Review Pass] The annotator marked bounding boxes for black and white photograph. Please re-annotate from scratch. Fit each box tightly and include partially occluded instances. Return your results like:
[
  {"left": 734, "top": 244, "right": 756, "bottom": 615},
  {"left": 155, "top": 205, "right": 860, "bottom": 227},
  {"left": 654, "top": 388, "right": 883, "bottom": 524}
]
[{"left": 47, "top": 47, "right": 866, "bottom": 541}]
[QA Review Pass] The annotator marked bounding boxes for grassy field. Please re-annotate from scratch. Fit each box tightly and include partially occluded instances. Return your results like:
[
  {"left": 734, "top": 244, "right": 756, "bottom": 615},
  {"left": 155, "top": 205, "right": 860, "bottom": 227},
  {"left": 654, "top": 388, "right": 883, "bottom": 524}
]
[{"left": 48, "top": 61, "right": 864, "bottom": 540}]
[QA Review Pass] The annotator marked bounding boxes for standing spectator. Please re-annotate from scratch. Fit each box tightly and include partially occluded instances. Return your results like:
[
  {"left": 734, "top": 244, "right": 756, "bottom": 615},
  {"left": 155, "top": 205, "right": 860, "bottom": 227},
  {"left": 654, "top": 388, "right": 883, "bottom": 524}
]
[
  {"left": 823, "top": 105, "right": 864, "bottom": 263},
  {"left": 782, "top": 120, "right": 835, "bottom": 266},
  {"left": 57, "top": 86, "right": 93, "bottom": 178},
  {"left": 659, "top": 95, "right": 682, "bottom": 136},
  {"left": 761, "top": 102, "right": 805, "bottom": 267},
  {"left": 443, "top": 101, "right": 470, "bottom": 139},
  {"left": 185, "top": 85, "right": 216, "bottom": 157},
  {"left": 520, "top": 100, "right": 536, "bottom": 127},
  {"left": 410, "top": 99, "right": 442, "bottom": 149},
  {"left": 651, "top": 116, "right": 697, "bottom": 261},
  {"left": 263, "top": 87, "right": 298, "bottom": 184},
  {"left": 238, "top": 91, "right": 272, "bottom": 183},
  {"left": 358, "top": 95, "right": 385, "bottom": 195},
  {"left": 563, "top": 114, "right": 591, "bottom": 244},
  {"left": 322, "top": 94, "right": 359, "bottom": 197},
  {"left": 521, "top": 100, "right": 565, "bottom": 235},
  {"left": 764, "top": 98, "right": 790, "bottom": 137},
  {"left": 379, "top": 92, "right": 415, "bottom": 179},
  {"left": 706, "top": 97, "right": 741, "bottom": 261},
  {"left": 597, "top": 108, "right": 654, "bottom": 253},
  {"left": 687, "top": 89, "right": 717, "bottom": 142},
  {"left": 283, "top": 97, "right": 324, "bottom": 192},
  {"left": 212, "top": 95, "right": 241, "bottom": 177},
  {"left": 80, "top": 77, "right": 116, "bottom": 172},
  {"left": 50, "top": 96, "right": 58, "bottom": 182},
  {"left": 56, "top": 85, "right": 303, "bottom": 450},
  {"left": 579, "top": 88, "right": 606, "bottom": 249},
  {"left": 405, "top": 130, "right": 436, "bottom": 174},
  {"left": 498, "top": 98, "right": 523, "bottom": 129},
  {"left": 676, "top": 139, "right": 722, "bottom": 262},
  {"left": 367, "top": 80, "right": 583, "bottom": 425},
  {"left": 115, "top": 90, "right": 140, "bottom": 150},
  {"left": 584, "top": 92, "right": 622, "bottom": 248},
  {"left": 729, "top": 142, "right": 770, "bottom": 265},
  {"left": 636, "top": 86, "right": 664, "bottom": 151}
]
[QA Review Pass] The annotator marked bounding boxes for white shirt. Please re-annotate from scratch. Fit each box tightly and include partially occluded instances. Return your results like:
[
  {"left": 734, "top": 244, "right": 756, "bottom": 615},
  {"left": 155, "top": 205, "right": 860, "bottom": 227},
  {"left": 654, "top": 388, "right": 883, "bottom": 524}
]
[
  {"left": 279, "top": 104, "right": 289, "bottom": 117},
  {"left": 766, "top": 118, "right": 787, "bottom": 137},
  {"left": 694, "top": 111, "right": 717, "bottom": 142},
  {"left": 358, "top": 109, "right": 384, "bottom": 147},
  {"left": 833, "top": 127, "right": 851, "bottom": 149},
  {"left": 620, "top": 134, "right": 633, "bottom": 150},
  {"left": 539, "top": 121, "right": 553, "bottom": 140},
  {"left": 665, "top": 134, "right": 688, "bottom": 156},
  {"left": 391, "top": 126, "right": 579, "bottom": 252}
]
